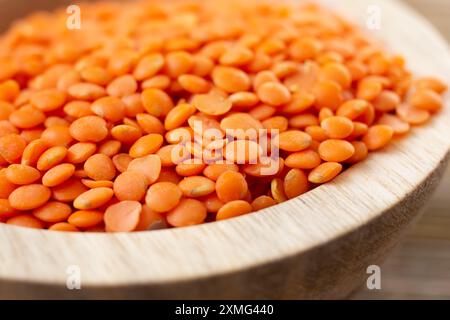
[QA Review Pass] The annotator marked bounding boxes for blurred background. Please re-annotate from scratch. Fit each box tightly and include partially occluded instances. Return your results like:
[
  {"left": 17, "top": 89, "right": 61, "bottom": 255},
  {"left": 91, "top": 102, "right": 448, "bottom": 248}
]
[{"left": 0, "top": 0, "right": 449, "bottom": 300}]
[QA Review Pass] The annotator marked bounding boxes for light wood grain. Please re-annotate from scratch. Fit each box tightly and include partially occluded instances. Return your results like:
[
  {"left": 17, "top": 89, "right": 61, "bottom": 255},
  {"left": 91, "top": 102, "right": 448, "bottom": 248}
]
[
  {"left": 0, "top": 0, "right": 449, "bottom": 299},
  {"left": 352, "top": 0, "right": 450, "bottom": 300},
  {"left": 403, "top": 0, "right": 450, "bottom": 42}
]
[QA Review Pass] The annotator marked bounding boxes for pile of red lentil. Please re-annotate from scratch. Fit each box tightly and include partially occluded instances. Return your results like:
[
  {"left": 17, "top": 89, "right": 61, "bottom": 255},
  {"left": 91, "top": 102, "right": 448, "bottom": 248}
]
[{"left": 0, "top": 0, "right": 447, "bottom": 232}]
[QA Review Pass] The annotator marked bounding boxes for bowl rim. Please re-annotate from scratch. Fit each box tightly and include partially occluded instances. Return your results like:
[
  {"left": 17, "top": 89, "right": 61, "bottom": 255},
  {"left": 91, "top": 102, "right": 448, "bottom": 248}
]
[{"left": 1, "top": 0, "right": 450, "bottom": 288}]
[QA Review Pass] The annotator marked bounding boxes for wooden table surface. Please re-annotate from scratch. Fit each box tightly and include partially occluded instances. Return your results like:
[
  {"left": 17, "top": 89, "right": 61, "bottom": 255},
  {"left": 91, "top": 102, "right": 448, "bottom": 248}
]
[{"left": 353, "top": 1, "right": 450, "bottom": 299}]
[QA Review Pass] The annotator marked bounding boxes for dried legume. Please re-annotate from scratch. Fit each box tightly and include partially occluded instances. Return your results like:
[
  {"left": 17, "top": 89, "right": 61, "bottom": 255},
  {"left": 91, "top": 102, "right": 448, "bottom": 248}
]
[{"left": 0, "top": 0, "right": 445, "bottom": 232}]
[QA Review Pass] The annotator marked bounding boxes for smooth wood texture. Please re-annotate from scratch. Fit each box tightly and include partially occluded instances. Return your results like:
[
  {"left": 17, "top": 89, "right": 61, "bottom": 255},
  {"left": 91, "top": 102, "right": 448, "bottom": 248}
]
[
  {"left": 0, "top": 0, "right": 450, "bottom": 299},
  {"left": 352, "top": 0, "right": 450, "bottom": 300},
  {"left": 403, "top": 0, "right": 450, "bottom": 42},
  {"left": 353, "top": 169, "right": 450, "bottom": 299}
]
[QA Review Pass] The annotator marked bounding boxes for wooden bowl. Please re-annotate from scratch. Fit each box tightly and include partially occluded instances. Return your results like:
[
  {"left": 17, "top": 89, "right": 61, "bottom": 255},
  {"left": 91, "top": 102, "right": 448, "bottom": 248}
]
[{"left": 1, "top": 0, "right": 449, "bottom": 299}]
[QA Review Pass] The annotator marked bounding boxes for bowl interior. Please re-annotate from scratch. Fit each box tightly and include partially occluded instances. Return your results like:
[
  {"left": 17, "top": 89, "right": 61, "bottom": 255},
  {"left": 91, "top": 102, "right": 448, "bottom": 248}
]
[{"left": 0, "top": 0, "right": 449, "bottom": 287}]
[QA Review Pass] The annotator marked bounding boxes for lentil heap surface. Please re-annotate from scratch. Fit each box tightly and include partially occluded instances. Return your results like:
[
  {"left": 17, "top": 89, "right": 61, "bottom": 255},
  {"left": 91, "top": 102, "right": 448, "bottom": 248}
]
[{"left": 0, "top": 0, "right": 447, "bottom": 232}]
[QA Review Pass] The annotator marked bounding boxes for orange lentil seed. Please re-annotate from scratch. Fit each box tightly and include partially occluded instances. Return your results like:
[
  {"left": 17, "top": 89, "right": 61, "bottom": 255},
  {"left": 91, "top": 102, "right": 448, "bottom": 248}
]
[
  {"left": 257, "top": 82, "right": 292, "bottom": 106},
  {"left": 271, "top": 178, "right": 287, "bottom": 203},
  {"left": 262, "top": 116, "right": 289, "bottom": 133},
  {"left": 284, "top": 169, "right": 309, "bottom": 199},
  {"left": 308, "top": 162, "right": 343, "bottom": 184},
  {"left": 192, "top": 93, "right": 232, "bottom": 116},
  {"left": 415, "top": 77, "right": 447, "bottom": 94},
  {"left": 37, "top": 146, "right": 68, "bottom": 171},
  {"left": 164, "top": 103, "right": 197, "bottom": 131},
  {"left": 133, "top": 53, "right": 165, "bottom": 81},
  {"left": 202, "top": 193, "right": 225, "bottom": 213},
  {"left": 0, "top": 0, "right": 445, "bottom": 232},
  {"left": 178, "top": 74, "right": 211, "bottom": 94},
  {"left": 64, "top": 101, "right": 94, "bottom": 118},
  {"left": 176, "top": 161, "right": 206, "bottom": 177},
  {"left": 69, "top": 116, "right": 108, "bottom": 142},
  {"left": 9, "top": 105, "right": 46, "bottom": 129},
  {"left": 285, "top": 150, "right": 322, "bottom": 169},
  {"left": 66, "top": 142, "right": 97, "bottom": 164},
  {"left": 203, "top": 163, "right": 239, "bottom": 181},
  {"left": 166, "top": 198, "right": 207, "bottom": 227},
  {"left": 377, "top": 114, "right": 410, "bottom": 135},
  {"left": 42, "top": 163, "right": 75, "bottom": 187},
  {"left": 104, "top": 201, "right": 142, "bottom": 232},
  {"left": 243, "top": 157, "right": 284, "bottom": 177},
  {"left": 373, "top": 90, "right": 400, "bottom": 112},
  {"left": 9, "top": 184, "right": 51, "bottom": 211},
  {"left": 113, "top": 171, "right": 148, "bottom": 201},
  {"left": 276, "top": 131, "right": 312, "bottom": 152},
  {"left": 313, "top": 80, "right": 343, "bottom": 110},
  {"left": 362, "top": 125, "right": 394, "bottom": 151},
  {"left": 111, "top": 125, "right": 142, "bottom": 144},
  {"left": 397, "top": 104, "right": 430, "bottom": 125},
  {"left": 216, "top": 171, "right": 248, "bottom": 203},
  {"left": 165, "top": 51, "right": 194, "bottom": 78},
  {"left": 68, "top": 83, "right": 106, "bottom": 101},
  {"left": 321, "top": 116, "right": 354, "bottom": 139},
  {"left": 107, "top": 75, "right": 138, "bottom": 98},
  {"left": 0, "top": 120, "right": 19, "bottom": 137},
  {"left": 98, "top": 140, "right": 122, "bottom": 157},
  {"left": 0, "top": 134, "right": 27, "bottom": 163},
  {"left": 336, "top": 100, "right": 369, "bottom": 120},
  {"left": 305, "top": 126, "right": 328, "bottom": 142},
  {"left": 7, "top": 215, "right": 45, "bottom": 229},
  {"left": 145, "top": 182, "right": 182, "bottom": 212},
  {"left": 318, "top": 139, "right": 355, "bottom": 162},
  {"left": 80, "top": 66, "right": 112, "bottom": 86},
  {"left": 281, "top": 92, "right": 316, "bottom": 114},
  {"left": 122, "top": 94, "right": 145, "bottom": 117},
  {"left": 0, "top": 198, "right": 18, "bottom": 219},
  {"left": 249, "top": 105, "right": 277, "bottom": 120},
  {"left": 82, "top": 179, "right": 114, "bottom": 189},
  {"left": 52, "top": 178, "right": 88, "bottom": 202},
  {"left": 30, "top": 89, "right": 66, "bottom": 112},
  {"left": 179, "top": 176, "right": 216, "bottom": 198},
  {"left": 44, "top": 116, "right": 70, "bottom": 128},
  {"left": 73, "top": 187, "right": 114, "bottom": 210},
  {"left": 141, "top": 88, "right": 174, "bottom": 117},
  {"left": 141, "top": 74, "right": 171, "bottom": 90},
  {"left": 112, "top": 153, "right": 132, "bottom": 173},
  {"left": 41, "top": 125, "right": 73, "bottom": 147},
  {"left": 5, "top": 164, "right": 41, "bottom": 185},
  {"left": 33, "top": 201, "right": 72, "bottom": 223},
  {"left": 129, "top": 134, "right": 164, "bottom": 158},
  {"left": 289, "top": 114, "right": 319, "bottom": 129},
  {"left": 84, "top": 154, "right": 116, "bottom": 181},
  {"left": 135, "top": 204, "right": 167, "bottom": 231},
  {"left": 48, "top": 222, "right": 79, "bottom": 232},
  {"left": 229, "top": 92, "right": 259, "bottom": 109},
  {"left": 251, "top": 196, "right": 277, "bottom": 211},
  {"left": 136, "top": 113, "right": 165, "bottom": 134},
  {"left": 91, "top": 97, "right": 126, "bottom": 122},
  {"left": 127, "top": 154, "right": 162, "bottom": 185},
  {"left": 212, "top": 66, "right": 251, "bottom": 93},
  {"left": 68, "top": 210, "right": 104, "bottom": 228},
  {"left": 216, "top": 200, "right": 252, "bottom": 221},
  {"left": 346, "top": 141, "right": 369, "bottom": 164},
  {"left": 410, "top": 89, "right": 443, "bottom": 113}
]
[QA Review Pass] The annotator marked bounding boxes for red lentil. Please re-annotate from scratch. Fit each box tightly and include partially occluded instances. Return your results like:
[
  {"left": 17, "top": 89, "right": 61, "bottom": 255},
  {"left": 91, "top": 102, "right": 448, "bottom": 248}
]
[
  {"left": 167, "top": 198, "right": 207, "bottom": 227},
  {"left": 104, "top": 201, "right": 142, "bottom": 232},
  {"left": 0, "top": 0, "right": 445, "bottom": 232},
  {"left": 145, "top": 182, "right": 182, "bottom": 212}
]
